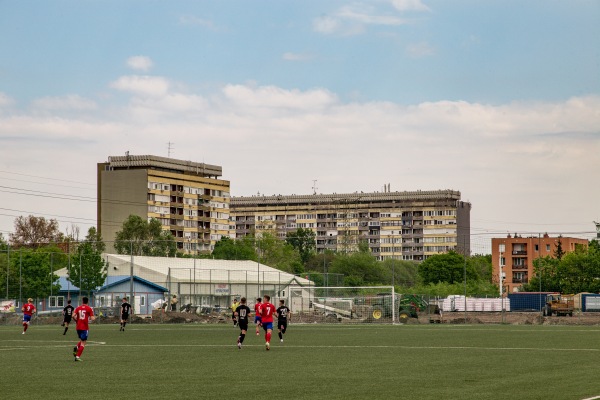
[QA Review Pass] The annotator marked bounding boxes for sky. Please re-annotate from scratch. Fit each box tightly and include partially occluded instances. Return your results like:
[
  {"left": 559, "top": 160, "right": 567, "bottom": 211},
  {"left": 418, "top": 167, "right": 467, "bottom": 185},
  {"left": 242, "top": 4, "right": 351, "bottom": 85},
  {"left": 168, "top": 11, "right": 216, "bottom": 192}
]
[{"left": 0, "top": 0, "right": 599, "bottom": 252}]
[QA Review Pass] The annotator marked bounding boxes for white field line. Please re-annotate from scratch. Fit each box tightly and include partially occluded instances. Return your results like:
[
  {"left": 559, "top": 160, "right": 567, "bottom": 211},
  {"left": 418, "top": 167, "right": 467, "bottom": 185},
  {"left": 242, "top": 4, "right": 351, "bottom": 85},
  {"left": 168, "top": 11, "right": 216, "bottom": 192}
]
[
  {"left": 0, "top": 347, "right": 28, "bottom": 351},
  {"left": 581, "top": 396, "right": 600, "bottom": 400},
  {"left": 120, "top": 326, "right": 600, "bottom": 333},
  {"left": 1, "top": 342, "right": 600, "bottom": 352},
  {"left": 58, "top": 344, "right": 600, "bottom": 352}
]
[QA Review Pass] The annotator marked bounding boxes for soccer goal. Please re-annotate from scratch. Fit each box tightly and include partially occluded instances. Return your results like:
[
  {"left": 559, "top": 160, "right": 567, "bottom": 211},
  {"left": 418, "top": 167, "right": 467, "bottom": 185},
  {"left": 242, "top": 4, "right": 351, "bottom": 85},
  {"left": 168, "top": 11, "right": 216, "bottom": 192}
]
[{"left": 290, "top": 286, "right": 403, "bottom": 324}]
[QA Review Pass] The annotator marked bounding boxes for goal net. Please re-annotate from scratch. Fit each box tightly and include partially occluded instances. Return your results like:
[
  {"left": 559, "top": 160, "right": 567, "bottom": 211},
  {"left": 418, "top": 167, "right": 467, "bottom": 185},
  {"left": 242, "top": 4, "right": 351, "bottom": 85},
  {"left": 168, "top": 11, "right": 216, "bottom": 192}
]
[{"left": 290, "top": 286, "right": 403, "bottom": 324}]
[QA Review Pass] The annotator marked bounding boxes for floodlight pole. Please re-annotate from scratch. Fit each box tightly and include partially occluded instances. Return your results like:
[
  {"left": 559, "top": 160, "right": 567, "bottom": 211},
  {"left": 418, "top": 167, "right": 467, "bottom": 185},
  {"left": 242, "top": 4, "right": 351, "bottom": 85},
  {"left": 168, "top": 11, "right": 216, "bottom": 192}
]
[
  {"left": 130, "top": 241, "right": 134, "bottom": 314},
  {"left": 6, "top": 245, "right": 10, "bottom": 300}
]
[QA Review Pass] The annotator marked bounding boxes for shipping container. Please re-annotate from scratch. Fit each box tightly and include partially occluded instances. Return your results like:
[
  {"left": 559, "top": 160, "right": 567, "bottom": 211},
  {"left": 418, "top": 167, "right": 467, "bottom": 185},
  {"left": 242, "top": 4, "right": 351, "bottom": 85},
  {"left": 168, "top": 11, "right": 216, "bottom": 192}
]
[
  {"left": 582, "top": 294, "right": 600, "bottom": 312},
  {"left": 507, "top": 292, "right": 558, "bottom": 311}
]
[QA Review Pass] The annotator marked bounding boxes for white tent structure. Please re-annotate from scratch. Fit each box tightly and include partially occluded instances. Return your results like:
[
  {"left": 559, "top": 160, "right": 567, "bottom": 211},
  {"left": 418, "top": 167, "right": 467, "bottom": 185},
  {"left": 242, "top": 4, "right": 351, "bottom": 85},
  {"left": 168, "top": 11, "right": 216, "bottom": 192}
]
[{"left": 103, "top": 254, "right": 314, "bottom": 311}]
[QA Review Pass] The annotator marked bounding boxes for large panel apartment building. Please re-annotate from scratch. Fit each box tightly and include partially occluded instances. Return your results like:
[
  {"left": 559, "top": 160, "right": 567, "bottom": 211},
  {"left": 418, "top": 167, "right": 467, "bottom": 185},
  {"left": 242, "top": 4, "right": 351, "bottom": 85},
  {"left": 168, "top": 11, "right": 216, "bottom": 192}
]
[
  {"left": 97, "top": 155, "right": 233, "bottom": 253},
  {"left": 230, "top": 190, "right": 471, "bottom": 260}
]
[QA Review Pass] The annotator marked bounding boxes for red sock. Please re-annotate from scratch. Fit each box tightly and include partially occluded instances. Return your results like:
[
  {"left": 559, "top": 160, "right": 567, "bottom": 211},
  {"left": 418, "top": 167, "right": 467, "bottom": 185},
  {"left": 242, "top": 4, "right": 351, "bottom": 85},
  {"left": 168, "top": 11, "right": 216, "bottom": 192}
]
[
  {"left": 77, "top": 344, "right": 85, "bottom": 357},
  {"left": 266, "top": 332, "right": 272, "bottom": 343},
  {"left": 23, "top": 323, "right": 28, "bottom": 332}
]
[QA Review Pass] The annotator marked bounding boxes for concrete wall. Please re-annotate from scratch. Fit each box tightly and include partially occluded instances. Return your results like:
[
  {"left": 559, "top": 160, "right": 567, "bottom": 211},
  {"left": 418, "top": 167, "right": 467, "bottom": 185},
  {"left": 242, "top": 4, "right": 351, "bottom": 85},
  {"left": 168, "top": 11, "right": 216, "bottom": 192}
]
[{"left": 97, "top": 166, "right": 148, "bottom": 253}]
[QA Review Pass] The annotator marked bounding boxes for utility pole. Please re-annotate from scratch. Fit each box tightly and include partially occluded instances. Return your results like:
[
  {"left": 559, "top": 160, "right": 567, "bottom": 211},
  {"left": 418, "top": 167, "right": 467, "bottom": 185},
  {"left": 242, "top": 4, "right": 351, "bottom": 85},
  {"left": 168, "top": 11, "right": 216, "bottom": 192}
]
[{"left": 130, "top": 241, "right": 134, "bottom": 314}]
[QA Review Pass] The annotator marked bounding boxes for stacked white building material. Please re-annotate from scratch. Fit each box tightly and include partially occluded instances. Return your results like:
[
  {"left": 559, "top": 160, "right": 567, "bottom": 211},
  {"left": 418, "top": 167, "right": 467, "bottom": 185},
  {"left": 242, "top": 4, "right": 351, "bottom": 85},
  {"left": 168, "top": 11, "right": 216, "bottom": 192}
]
[{"left": 442, "top": 296, "right": 510, "bottom": 312}]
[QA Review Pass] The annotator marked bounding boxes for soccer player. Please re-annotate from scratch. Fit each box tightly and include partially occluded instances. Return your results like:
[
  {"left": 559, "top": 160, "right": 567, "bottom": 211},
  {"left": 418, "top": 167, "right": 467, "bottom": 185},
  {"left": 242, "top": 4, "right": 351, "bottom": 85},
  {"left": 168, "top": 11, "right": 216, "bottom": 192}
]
[
  {"left": 230, "top": 297, "right": 240, "bottom": 327},
  {"left": 260, "top": 295, "right": 276, "bottom": 351},
  {"left": 254, "top": 297, "right": 262, "bottom": 336},
  {"left": 234, "top": 297, "right": 251, "bottom": 350},
  {"left": 62, "top": 299, "right": 75, "bottom": 335},
  {"left": 276, "top": 300, "right": 291, "bottom": 343},
  {"left": 21, "top": 298, "right": 36, "bottom": 334},
  {"left": 120, "top": 297, "right": 132, "bottom": 332},
  {"left": 72, "top": 296, "right": 95, "bottom": 362}
]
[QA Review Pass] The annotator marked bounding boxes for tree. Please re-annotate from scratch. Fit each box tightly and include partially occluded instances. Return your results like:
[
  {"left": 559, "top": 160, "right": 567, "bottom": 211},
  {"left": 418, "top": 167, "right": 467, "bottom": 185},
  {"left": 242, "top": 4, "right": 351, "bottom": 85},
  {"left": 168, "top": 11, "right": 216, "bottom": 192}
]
[
  {"left": 256, "top": 232, "right": 304, "bottom": 274},
  {"left": 523, "top": 256, "right": 564, "bottom": 293},
  {"left": 9, "top": 215, "right": 61, "bottom": 247},
  {"left": 329, "top": 242, "right": 388, "bottom": 286},
  {"left": 9, "top": 245, "right": 65, "bottom": 300},
  {"left": 285, "top": 228, "right": 316, "bottom": 265},
  {"left": 213, "top": 236, "right": 258, "bottom": 261},
  {"left": 68, "top": 227, "right": 108, "bottom": 296},
  {"left": 382, "top": 259, "right": 420, "bottom": 286},
  {"left": 554, "top": 235, "right": 565, "bottom": 260},
  {"left": 468, "top": 254, "right": 493, "bottom": 282},
  {"left": 114, "top": 215, "right": 176, "bottom": 257},
  {"left": 83, "top": 226, "right": 105, "bottom": 253},
  {"left": 418, "top": 251, "right": 478, "bottom": 285}
]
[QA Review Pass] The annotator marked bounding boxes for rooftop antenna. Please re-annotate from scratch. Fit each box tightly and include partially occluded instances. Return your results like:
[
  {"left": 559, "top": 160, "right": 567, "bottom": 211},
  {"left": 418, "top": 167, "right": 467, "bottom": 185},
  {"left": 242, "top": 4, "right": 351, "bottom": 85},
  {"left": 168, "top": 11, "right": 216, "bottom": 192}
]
[
  {"left": 167, "top": 142, "right": 175, "bottom": 158},
  {"left": 312, "top": 179, "right": 318, "bottom": 195}
]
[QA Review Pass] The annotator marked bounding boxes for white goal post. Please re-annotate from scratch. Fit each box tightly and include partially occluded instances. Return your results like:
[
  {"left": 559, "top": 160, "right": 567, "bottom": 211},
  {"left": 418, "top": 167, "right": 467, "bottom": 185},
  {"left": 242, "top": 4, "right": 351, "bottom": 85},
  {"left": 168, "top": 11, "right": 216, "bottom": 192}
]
[{"left": 289, "top": 286, "right": 402, "bottom": 324}]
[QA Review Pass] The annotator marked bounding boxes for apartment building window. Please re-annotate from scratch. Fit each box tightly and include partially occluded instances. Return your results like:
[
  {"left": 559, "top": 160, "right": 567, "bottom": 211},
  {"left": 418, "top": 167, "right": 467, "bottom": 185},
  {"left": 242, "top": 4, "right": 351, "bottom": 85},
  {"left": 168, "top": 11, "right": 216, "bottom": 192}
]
[
  {"left": 499, "top": 244, "right": 505, "bottom": 253},
  {"left": 500, "top": 257, "right": 505, "bottom": 266},
  {"left": 546, "top": 244, "right": 551, "bottom": 251},
  {"left": 535, "top": 244, "right": 539, "bottom": 251}
]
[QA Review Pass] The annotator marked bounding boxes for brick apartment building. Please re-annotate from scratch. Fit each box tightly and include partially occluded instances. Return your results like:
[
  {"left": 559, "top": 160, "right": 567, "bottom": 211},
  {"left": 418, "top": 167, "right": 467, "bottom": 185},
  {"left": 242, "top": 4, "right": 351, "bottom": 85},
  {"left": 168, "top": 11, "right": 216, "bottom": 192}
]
[{"left": 491, "top": 234, "right": 588, "bottom": 293}]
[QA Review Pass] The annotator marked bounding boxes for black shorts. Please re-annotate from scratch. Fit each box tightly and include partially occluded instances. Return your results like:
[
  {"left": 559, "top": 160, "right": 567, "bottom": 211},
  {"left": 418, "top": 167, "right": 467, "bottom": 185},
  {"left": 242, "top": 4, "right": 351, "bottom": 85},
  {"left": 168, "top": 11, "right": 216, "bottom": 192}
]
[
  {"left": 279, "top": 320, "right": 288, "bottom": 330},
  {"left": 238, "top": 321, "right": 248, "bottom": 331},
  {"left": 63, "top": 317, "right": 72, "bottom": 324},
  {"left": 121, "top": 313, "right": 129, "bottom": 321}
]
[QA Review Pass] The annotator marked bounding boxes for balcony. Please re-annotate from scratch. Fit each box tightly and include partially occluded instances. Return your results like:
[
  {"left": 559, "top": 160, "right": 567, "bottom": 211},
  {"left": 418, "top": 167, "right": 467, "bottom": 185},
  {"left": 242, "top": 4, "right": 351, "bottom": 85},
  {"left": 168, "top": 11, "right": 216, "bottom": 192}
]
[
  {"left": 512, "top": 264, "right": 528, "bottom": 270},
  {"left": 512, "top": 278, "right": 528, "bottom": 284},
  {"left": 512, "top": 250, "right": 527, "bottom": 255}
]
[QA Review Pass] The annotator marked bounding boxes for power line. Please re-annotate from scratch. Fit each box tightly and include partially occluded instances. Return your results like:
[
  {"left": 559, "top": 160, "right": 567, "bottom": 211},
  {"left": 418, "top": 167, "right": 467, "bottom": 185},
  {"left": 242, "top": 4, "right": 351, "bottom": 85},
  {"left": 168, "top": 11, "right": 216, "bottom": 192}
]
[
  {"left": 0, "top": 170, "right": 95, "bottom": 186},
  {"left": 0, "top": 176, "right": 95, "bottom": 191}
]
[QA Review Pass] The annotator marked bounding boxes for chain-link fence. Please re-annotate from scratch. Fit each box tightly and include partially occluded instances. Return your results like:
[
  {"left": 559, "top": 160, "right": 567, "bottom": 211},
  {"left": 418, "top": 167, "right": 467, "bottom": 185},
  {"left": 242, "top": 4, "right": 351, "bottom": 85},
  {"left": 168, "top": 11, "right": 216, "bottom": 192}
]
[{"left": 3, "top": 244, "right": 600, "bottom": 326}]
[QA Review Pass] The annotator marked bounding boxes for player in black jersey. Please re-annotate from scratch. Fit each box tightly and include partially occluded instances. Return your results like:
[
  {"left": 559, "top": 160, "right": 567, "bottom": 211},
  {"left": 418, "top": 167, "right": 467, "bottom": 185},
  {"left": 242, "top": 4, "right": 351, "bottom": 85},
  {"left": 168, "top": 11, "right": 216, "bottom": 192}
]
[
  {"left": 276, "top": 300, "right": 291, "bottom": 343},
  {"left": 234, "top": 297, "right": 251, "bottom": 350},
  {"left": 62, "top": 299, "right": 75, "bottom": 335},
  {"left": 120, "top": 297, "right": 132, "bottom": 332}
]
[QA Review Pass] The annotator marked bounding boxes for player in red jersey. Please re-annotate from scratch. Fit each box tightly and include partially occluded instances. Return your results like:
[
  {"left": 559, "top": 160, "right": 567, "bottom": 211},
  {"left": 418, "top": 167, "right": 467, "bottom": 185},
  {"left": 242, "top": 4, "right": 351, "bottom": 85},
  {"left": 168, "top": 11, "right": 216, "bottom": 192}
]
[
  {"left": 254, "top": 297, "right": 262, "bottom": 336},
  {"left": 260, "top": 295, "right": 276, "bottom": 351},
  {"left": 72, "top": 296, "right": 95, "bottom": 362},
  {"left": 21, "top": 298, "right": 36, "bottom": 334}
]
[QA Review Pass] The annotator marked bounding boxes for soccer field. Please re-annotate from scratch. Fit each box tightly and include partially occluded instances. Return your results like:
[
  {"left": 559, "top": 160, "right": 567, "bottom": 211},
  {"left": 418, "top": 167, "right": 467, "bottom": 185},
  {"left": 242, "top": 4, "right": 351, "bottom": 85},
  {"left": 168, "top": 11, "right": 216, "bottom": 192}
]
[{"left": 1, "top": 323, "right": 599, "bottom": 400}]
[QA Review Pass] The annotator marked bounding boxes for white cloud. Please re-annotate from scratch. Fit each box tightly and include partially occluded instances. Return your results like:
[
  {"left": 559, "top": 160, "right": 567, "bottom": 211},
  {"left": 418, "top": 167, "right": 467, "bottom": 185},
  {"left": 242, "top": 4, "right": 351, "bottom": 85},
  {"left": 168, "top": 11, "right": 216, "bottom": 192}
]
[
  {"left": 110, "top": 75, "right": 170, "bottom": 97},
  {"left": 179, "top": 15, "right": 216, "bottom": 30},
  {"left": 313, "top": 4, "right": 409, "bottom": 36},
  {"left": 0, "top": 92, "right": 14, "bottom": 107},
  {"left": 282, "top": 52, "right": 315, "bottom": 62},
  {"left": 406, "top": 41, "right": 435, "bottom": 57},
  {"left": 31, "top": 95, "right": 97, "bottom": 111},
  {"left": 1, "top": 80, "right": 599, "bottom": 242},
  {"left": 126, "top": 56, "right": 154, "bottom": 72},
  {"left": 313, "top": 16, "right": 340, "bottom": 34},
  {"left": 390, "top": 0, "right": 431, "bottom": 12},
  {"left": 222, "top": 84, "right": 337, "bottom": 110},
  {"left": 338, "top": 5, "right": 407, "bottom": 25}
]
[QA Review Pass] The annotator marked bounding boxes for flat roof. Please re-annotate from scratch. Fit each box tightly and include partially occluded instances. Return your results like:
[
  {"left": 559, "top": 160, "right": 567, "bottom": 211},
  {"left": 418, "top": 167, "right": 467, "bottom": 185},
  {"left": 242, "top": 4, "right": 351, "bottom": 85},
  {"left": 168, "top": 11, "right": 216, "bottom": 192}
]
[
  {"left": 231, "top": 189, "right": 462, "bottom": 207},
  {"left": 104, "top": 155, "right": 222, "bottom": 178}
]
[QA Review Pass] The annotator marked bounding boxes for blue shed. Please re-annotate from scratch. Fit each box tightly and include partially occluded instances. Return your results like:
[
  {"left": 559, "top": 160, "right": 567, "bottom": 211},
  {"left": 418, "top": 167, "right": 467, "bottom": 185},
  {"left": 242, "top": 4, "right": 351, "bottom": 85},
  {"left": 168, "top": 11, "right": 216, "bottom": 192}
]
[{"left": 93, "top": 276, "right": 168, "bottom": 315}]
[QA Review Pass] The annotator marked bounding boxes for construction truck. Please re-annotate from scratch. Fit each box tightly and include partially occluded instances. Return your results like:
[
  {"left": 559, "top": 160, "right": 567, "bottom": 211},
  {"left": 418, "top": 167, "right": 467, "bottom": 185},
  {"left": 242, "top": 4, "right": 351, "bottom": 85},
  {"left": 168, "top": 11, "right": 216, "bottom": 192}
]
[{"left": 543, "top": 294, "right": 574, "bottom": 317}]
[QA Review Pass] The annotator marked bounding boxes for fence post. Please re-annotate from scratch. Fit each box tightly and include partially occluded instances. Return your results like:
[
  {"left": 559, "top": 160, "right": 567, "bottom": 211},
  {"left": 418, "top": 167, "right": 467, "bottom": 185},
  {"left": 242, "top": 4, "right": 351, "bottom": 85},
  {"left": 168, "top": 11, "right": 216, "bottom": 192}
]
[
  {"left": 6, "top": 245, "right": 10, "bottom": 300},
  {"left": 50, "top": 252, "right": 53, "bottom": 300},
  {"left": 19, "top": 249, "right": 22, "bottom": 307},
  {"left": 129, "top": 241, "right": 134, "bottom": 314},
  {"left": 79, "top": 252, "right": 82, "bottom": 299}
]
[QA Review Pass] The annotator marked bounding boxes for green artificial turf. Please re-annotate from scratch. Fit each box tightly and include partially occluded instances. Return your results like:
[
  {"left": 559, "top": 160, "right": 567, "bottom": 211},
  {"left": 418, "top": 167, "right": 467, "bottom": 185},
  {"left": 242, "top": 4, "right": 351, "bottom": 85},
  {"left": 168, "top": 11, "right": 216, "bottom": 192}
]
[{"left": 1, "top": 323, "right": 599, "bottom": 399}]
